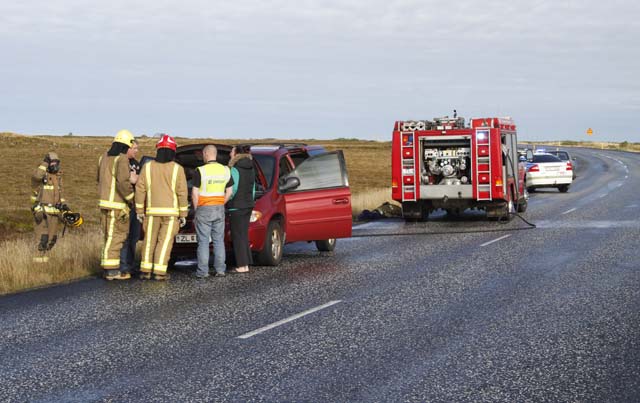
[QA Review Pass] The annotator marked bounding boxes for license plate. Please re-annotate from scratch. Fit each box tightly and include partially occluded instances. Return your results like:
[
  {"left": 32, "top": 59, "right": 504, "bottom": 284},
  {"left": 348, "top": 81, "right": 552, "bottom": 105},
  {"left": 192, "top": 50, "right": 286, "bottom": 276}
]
[
  {"left": 545, "top": 167, "right": 559, "bottom": 171},
  {"left": 175, "top": 234, "right": 197, "bottom": 243}
]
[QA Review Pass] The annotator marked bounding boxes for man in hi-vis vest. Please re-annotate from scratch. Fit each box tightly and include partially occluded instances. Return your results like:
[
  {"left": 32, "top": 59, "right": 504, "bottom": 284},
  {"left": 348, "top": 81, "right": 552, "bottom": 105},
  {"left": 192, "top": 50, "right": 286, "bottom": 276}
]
[
  {"left": 191, "top": 145, "right": 233, "bottom": 279},
  {"left": 135, "top": 134, "right": 188, "bottom": 281}
]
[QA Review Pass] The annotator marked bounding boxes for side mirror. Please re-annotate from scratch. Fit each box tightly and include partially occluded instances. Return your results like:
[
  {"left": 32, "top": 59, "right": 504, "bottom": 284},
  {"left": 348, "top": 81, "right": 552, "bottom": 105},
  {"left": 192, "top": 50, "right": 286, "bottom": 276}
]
[{"left": 279, "top": 176, "right": 300, "bottom": 193}]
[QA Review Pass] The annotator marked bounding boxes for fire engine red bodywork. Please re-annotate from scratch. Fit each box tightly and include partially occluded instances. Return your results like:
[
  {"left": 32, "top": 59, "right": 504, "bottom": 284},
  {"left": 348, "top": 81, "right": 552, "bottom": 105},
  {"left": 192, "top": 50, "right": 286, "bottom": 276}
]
[{"left": 391, "top": 116, "right": 527, "bottom": 220}]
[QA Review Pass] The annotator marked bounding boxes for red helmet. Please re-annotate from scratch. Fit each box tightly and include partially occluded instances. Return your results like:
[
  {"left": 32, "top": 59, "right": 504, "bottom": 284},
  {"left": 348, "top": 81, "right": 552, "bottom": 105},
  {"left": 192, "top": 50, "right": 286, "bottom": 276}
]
[{"left": 156, "top": 134, "right": 177, "bottom": 151}]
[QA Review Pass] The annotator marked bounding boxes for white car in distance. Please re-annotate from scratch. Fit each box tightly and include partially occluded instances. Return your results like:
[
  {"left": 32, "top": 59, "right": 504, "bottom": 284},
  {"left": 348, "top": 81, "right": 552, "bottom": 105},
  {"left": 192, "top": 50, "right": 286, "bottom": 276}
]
[{"left": 526, "top": 153, "right": 573, "bottom": 193}]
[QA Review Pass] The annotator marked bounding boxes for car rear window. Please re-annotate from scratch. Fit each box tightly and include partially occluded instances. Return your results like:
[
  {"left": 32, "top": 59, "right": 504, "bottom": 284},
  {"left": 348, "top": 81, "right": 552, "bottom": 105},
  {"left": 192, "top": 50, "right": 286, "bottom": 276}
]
[
  {"left": 253, "top": 154, "right": 276, "bottom": 188},
  {"left": 548, "top": 151, "right": 569, "bottom": 161},
  {"left": 533, "top": 154, "right": 562, "bottom": 163}
]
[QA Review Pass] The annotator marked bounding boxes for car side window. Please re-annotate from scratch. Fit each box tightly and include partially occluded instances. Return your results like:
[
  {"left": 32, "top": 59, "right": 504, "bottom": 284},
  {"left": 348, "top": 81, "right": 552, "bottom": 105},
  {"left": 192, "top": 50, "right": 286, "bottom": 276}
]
[
  {"left": 289, "top": 152, "right": 310, "bottom": 167},
  {"left": 284, "top": 151, "right": 348, "bottom": 192}
]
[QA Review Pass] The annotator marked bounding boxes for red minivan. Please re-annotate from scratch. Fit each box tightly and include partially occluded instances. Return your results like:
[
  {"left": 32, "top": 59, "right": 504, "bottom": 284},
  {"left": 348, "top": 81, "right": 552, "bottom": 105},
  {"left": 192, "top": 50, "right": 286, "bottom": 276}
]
[{"left": 170, "top": 143, "right": 352, "bottom": 266}]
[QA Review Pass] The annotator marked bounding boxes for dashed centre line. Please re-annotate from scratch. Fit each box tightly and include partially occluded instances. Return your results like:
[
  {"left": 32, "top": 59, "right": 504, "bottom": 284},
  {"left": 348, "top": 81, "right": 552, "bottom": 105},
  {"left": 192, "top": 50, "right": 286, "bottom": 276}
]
[
  {"left": 237, "top": 300, "right": 342, "bottom": 339},
  {"left": 480, "top": 234, "right": 511, "bottom": 247},
  {"left": 561, "top": 208, "right": 577, "bottom": 215}
]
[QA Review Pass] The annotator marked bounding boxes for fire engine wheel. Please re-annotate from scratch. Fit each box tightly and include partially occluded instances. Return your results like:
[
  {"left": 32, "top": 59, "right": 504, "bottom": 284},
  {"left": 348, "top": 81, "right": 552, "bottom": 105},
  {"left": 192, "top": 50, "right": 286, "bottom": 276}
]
[
  {"left": 315, "top": 238, "right": 336, "bottom": 252},
  {"left": 257, "top": 220, "right": 283, "bottom": 266}
]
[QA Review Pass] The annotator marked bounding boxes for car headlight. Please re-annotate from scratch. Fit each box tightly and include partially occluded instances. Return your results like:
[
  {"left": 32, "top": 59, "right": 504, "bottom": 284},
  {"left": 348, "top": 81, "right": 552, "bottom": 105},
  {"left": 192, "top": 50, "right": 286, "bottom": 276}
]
[{"left": 250, "top": 210, "right": 263, "bottom": 223}]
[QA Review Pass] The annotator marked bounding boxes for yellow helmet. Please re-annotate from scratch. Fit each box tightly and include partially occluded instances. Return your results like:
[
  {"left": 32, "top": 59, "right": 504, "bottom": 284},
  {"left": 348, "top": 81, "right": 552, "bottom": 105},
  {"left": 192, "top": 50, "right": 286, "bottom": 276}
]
[
  {"left": 62, "top": 211, "right": 83, "bottom": 227},
  {"left": 114, "top": 129, "right": 135, "bottom": 146}
]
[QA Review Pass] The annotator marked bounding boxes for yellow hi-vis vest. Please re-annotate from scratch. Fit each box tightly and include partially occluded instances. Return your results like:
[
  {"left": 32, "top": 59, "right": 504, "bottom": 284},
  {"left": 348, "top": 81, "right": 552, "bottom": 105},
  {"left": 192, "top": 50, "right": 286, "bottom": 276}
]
[{"left": 197, "top": 162, "right": 230, "bottom": 206}]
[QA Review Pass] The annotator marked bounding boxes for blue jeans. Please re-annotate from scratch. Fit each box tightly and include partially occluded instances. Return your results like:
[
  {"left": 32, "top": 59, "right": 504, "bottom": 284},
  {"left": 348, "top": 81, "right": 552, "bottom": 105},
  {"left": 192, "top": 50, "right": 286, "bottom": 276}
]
[
  {"left": 195, "top": 205, "right": 226, "bottom": 277},
  {"left": 119, "top": 209, "right": 141, "bottom": 274}
]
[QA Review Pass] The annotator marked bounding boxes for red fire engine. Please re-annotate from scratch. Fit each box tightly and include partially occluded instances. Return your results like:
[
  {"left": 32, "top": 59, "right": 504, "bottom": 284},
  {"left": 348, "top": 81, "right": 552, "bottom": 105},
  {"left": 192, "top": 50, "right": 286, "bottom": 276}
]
[{"left": 391, "top": 114, "right": 528, "bottom": 221}]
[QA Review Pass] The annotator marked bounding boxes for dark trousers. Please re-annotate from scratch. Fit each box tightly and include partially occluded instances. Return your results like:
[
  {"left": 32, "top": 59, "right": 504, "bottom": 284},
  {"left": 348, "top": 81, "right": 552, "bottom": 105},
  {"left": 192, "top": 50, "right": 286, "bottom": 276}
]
[
  {"left": 229, "top": 208, "right": 253, "bottom": 267},
  {"left": 119, "top": 209, "right": 141, "bottom": 273}
]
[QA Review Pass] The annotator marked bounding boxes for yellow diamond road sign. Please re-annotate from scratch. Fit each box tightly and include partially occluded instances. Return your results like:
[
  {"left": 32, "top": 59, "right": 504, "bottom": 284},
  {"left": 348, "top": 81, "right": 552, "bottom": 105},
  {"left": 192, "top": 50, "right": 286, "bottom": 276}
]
[{"left": 587, "top": 128, "right": 593, "bottom": 136}]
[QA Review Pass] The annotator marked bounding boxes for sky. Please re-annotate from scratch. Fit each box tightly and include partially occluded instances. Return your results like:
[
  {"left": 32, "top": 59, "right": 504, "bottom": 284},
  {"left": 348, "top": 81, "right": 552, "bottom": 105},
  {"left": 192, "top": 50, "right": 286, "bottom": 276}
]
[{"left": 1, "top": 0, "right": 639, "bottom": 142}]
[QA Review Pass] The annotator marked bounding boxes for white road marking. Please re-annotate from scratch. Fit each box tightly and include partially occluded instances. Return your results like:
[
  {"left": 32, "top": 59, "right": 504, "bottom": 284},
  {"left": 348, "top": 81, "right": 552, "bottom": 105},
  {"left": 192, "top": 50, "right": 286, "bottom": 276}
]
[
  {"left": 626, "top": 204, "right": 638, "bottom": 208},
  {"left": 480, "top": 234, "right": 511, "bottom": 247},
  {"left": 237, "top": 300, "right": 342, "bottom": 339},
  {"left": 599, "top": 194, "right": 607, "bottom": 198},
  {"left": 561, "top": 208, "right": 577, "bottom": 215}
]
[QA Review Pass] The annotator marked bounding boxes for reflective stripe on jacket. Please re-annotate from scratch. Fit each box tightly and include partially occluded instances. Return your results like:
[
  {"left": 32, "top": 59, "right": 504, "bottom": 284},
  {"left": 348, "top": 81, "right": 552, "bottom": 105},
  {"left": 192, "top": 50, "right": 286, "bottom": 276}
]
[
  {"left": 97, "top": 153, "right": 135, "bottom": 210},
  {"left": 197, "top": 163, "right": 231, "bottom": 206},
  {"left": 135, "top": 161, "right": 188, "bottom": 217}
]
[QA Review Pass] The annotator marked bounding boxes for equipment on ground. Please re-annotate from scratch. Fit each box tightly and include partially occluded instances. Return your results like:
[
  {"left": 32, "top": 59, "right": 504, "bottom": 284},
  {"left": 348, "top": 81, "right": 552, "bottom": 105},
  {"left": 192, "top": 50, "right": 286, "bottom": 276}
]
[{"left": 391, "top": 113, "right": 528, "bottom": 221}]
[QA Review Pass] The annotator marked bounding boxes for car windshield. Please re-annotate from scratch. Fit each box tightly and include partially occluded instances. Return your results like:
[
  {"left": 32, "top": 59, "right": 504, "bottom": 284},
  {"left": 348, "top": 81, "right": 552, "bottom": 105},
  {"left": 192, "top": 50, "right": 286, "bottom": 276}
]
[
  {"left": 253, "top": 154, "right": 276, "bottom": 189},
  {"left": 533, "top": 154, "right": 562, "bottom": 163},
  {"left": 548, "top": 151, "right": 569, "bottom": 161}
]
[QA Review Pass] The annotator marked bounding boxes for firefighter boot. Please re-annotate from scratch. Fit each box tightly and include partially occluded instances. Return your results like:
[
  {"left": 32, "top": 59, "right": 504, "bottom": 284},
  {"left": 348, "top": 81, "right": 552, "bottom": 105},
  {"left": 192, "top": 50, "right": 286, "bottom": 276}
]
[
  {"left": 38, "top": 235, "right": 49, "bottom": 252},
  {"left": 139, "top": 272, "right": 152, "bottom": 280},
  {"left": 47, "top": 235, "right": 57, "bottom": 251},
  {"left": 154, "top": 273, "right": 170, "bottom": 281},
  {"left": 105, "top": 271, "right": 131, "bottom": 281}
]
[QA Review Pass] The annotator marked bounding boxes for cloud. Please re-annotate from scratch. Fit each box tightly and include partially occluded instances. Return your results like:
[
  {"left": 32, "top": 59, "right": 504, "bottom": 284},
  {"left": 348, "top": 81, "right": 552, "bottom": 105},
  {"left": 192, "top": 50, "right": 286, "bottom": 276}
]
[{"left": 1, "top": 1, "right": 639, "bottom": 140}]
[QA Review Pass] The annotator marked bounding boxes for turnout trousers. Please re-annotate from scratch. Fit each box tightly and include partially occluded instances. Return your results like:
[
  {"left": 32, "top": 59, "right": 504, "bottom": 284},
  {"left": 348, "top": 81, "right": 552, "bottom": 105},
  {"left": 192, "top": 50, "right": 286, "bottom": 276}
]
[
  {"left": 141, "top": 215, "right": 179, "bottom": 275},
  {"left": 101, "top": 209, "right": 130, "bottom": 272},
  {"left": 33, "top": 211, "right": 60, "bottom": 262}
]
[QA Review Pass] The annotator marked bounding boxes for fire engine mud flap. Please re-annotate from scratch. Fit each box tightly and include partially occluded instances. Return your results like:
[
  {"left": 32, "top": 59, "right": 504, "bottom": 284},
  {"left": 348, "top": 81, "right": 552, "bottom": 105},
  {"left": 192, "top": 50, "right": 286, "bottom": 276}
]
[
  {"left": 402, "top": 201, "right": 430, "bottom": 221},
  {"left": 486, "top": 202, "right": 514, "bottom": 221}
]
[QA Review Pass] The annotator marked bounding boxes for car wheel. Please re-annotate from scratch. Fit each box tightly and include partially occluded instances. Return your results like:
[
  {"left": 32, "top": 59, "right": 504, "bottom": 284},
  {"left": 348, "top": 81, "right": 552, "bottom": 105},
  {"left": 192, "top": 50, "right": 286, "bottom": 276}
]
[
  {"left": 558, "top": 185, "right": 569, "bottom": 193},
  {"left": 257, "top": 220, "right": 283, "bottom": 266},
  {"left": 315, "top": 238, "right": 336, "bottom": 252}
]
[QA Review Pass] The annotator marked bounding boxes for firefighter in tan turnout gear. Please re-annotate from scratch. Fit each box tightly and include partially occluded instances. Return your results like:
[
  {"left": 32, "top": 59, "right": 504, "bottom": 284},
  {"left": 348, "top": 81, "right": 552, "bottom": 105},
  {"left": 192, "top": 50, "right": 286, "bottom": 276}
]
[
  {"left": 135, "top": 134, "right": 188, "bottom": 281},
  {"left": 31, "top": 152, "right": 66, "bottom": 262},
  {"left": 97, "top": 129, "right": 137, "bottom": 280}
]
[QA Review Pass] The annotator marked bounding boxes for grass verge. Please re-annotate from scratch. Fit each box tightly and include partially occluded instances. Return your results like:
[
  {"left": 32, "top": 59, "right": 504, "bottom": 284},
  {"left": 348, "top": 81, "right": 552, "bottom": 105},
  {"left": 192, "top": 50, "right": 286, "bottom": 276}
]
[{"left": 0, "top": 227, "right": 101, "bottom": 295}]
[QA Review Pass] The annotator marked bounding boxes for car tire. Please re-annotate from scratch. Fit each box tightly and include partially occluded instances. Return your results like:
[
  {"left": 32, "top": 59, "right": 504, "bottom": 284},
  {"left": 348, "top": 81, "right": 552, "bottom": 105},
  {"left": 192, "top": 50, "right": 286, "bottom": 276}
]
[
  {"left": 256, "top": 220, "right": 283, "bottom": 266},
  {"left": 527, "top": 186, "right": 535, "bottom": 193},
  {"left": 558, "top": 185, "right": 569, "bottom": 193},
  {"left": 315, "top": 238, "right": 336, "bottom": 252}
]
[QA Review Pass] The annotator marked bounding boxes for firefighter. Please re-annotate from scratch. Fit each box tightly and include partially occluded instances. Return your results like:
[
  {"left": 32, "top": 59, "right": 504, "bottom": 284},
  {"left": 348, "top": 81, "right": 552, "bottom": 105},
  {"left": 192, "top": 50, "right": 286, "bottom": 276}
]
[
  {"left": 97, "top": 129, "right": 137, "bottom": 280},
  {"left": 135, "top": 134, "right": 188, "bottom": 281},
  {"left": 31, "top": 152, "right": 66, "bottom": 262}
]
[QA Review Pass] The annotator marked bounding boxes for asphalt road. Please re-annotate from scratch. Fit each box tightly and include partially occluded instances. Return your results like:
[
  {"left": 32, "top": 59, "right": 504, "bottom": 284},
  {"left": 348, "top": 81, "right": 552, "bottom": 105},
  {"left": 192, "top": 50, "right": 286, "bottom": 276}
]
[{"left": 1, "top": 148, "right": 639, "bottom": 402}]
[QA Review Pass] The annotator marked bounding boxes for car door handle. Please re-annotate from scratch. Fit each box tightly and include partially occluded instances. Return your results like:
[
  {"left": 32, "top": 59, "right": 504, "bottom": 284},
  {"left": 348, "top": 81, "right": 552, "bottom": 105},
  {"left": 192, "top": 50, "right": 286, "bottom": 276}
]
[{"left": 332, "top": 198, "right": 349, "bottom": 205}]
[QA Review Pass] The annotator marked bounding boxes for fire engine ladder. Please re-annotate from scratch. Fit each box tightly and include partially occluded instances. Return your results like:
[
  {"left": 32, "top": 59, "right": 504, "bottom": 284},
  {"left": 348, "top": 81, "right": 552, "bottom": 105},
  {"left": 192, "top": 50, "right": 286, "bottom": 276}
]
[
  {"left": 401, "top": 132, "right": 416, "bottom": 201},
  {"left": 475, "top": 132, "right": 492, "bottom": 201}
]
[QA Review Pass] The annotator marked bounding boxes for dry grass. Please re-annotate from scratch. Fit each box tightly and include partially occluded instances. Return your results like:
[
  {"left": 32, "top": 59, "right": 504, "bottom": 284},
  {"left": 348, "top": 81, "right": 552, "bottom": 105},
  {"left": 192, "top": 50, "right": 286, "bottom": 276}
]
[
  {"left": 0, "top": 132, "right": 393, "bottom": 294},
  {"left": 0, "top": 226, "right": 101, "bottom": 295},
  {"left": 3, "top": 131, "right": 635, "bottom": 295},
  {"left": 0, "top": 133, "right": 391, "bottom": 241}
]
